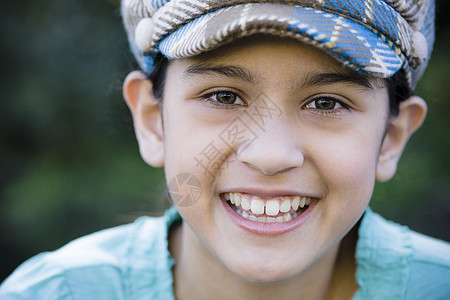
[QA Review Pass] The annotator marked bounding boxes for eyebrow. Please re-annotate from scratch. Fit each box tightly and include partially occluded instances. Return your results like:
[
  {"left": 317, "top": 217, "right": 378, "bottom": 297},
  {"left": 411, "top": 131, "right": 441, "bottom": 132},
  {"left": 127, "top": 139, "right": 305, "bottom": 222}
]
[
  {"left": 301, "top": 71, "right": 374, "bottom": 91},
  {"left": 182, "top": 63, "right": 374, "bottom": 91},
  {"left": 182, "top": 63, "right": 259, "bottom": 85}
]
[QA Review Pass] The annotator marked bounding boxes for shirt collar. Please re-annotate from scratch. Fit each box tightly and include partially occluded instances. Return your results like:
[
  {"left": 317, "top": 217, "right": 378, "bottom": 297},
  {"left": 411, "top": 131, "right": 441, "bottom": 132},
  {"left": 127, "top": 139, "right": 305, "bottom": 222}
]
[{"left": 353, "top": 207, "right": 412, "bottom": 299}]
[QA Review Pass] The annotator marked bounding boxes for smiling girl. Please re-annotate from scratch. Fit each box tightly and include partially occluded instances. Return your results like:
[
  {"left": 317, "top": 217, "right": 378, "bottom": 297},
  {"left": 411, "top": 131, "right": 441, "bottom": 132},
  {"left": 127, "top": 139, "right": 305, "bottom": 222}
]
[{"left": 1, "top": 1, "right": 449, "bottom": 299}]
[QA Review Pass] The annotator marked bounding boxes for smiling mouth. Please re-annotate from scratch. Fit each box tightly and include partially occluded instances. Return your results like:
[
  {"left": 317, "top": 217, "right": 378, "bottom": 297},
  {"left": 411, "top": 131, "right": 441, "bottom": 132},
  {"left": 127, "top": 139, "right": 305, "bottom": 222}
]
[{"left": 222, "top": 192, "right": 312, "bottom": 223}]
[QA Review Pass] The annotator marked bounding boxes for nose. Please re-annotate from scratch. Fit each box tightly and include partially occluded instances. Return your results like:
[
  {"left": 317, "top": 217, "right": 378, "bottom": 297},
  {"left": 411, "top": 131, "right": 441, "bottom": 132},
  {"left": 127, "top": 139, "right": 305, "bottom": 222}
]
[{"left": 236, "top": 119, "right": 304, "bottom": 176}]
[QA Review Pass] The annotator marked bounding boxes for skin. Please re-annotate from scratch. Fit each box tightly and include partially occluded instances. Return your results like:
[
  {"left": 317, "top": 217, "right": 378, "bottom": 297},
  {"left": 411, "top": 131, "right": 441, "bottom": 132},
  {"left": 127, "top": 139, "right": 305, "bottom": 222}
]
[{"left": 123, "top": 36, "right": 427, "bottom": 300}]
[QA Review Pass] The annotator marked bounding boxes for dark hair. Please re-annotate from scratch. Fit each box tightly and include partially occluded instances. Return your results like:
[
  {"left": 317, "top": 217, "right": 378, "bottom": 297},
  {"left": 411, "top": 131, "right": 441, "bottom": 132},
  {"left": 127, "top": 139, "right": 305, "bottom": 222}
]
[
  {"left": 147, "top": 53, "right": 169, "bottom": 100},
  {"left": 147, "top": 53, "right": 411, "bottom": 117},
  {"left": 385, "top": 70, "right": 412, "bottom": 117}
]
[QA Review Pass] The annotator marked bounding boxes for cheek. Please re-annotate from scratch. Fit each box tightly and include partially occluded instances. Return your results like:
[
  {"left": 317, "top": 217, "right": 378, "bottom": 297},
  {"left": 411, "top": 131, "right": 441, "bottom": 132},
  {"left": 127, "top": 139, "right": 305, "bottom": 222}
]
[
  {"left": 162, "top": 98, "right": 239, "bottom": 179},
  {"left": 309, "top": 128, "right": 381, "bottom": 201},
  {"left": 162, "top": 114, "right": 218, "bottom": 229},
  {"left": 161, "top": 101, "right": 230, "bottom": 211},
  {"left": 162, "top": 102, "right": 204, "bottom": 175}
]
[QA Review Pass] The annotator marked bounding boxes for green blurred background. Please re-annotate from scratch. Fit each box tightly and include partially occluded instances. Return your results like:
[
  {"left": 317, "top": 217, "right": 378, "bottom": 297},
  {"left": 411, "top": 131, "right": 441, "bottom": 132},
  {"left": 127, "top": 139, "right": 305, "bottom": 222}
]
[{"left": 1, "top": 0, "right": 449, "bottom": 281}]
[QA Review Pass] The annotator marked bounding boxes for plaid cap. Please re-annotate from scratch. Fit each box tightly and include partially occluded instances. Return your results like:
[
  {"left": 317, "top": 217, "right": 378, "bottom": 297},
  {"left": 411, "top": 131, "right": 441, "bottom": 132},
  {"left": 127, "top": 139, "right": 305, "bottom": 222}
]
[{"left": 122, "top": 0, "right": 435, "bottom": 89}]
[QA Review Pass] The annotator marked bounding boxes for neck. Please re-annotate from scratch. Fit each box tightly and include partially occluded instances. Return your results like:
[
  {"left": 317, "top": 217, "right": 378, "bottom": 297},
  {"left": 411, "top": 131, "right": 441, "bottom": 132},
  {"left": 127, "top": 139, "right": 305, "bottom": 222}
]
[{"left": 169, "top": 223, "right": 359, "bottom": 300}]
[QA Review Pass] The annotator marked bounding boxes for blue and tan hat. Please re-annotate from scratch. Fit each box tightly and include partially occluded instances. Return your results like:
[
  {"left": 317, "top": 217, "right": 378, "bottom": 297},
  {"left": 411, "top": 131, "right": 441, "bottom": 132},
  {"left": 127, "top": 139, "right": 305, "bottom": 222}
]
[{"left": 121, "top": 0, "right": 435, "bottom": 89}]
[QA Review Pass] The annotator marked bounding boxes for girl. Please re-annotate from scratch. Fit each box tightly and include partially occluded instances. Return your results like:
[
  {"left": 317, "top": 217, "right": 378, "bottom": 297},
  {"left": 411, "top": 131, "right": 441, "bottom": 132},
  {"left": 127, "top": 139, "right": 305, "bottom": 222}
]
[{"left": 1, "top": 1, "right": 449, "bottom": 299}]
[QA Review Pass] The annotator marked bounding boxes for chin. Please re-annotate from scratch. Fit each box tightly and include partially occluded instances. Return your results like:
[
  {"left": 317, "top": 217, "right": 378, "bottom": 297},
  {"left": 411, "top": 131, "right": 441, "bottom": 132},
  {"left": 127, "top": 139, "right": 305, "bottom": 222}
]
[
  {"left": 239, "top": 270, "right": 298, "bottom": 285},
  {"left": 227, "top": 258, "right": 303, "bottom": 285}
]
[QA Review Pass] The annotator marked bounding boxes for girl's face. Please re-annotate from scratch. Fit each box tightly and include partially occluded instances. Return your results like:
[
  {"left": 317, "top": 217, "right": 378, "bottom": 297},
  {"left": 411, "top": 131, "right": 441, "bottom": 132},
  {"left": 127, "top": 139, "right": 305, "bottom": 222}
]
[{"left": 161, "top": 36, "right": 389, "bottom": 283}]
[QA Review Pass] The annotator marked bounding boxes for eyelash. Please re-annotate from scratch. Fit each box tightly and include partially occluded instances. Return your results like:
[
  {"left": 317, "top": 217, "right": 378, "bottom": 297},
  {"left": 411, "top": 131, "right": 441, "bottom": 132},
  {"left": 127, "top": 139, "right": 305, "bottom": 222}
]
[
  {"left": 200, "top": 90, "right": 247, "bottom": 109},
  {"left": 304, "top": 96, "right": 351, "bottom": 116},
  {"left": 200, "top": 91, "right": 350, "bottom": 116}
]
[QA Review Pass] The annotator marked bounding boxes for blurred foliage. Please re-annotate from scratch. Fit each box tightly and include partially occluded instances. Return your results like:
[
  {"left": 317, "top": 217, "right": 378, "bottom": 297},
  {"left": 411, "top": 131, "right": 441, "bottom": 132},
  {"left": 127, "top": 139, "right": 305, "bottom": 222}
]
[
  {"left": 0, "top": 0, "right": 169, "bottom": 280},
  {"left": 0, "top": 0, "right": 449, "bottom": 282}
]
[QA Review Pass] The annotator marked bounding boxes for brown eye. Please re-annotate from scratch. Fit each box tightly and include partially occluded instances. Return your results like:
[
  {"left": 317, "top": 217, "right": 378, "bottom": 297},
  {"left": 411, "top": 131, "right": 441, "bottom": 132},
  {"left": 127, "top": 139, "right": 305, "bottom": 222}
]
[
  {"left": 208, "top": 91, "right": 245, "bottom": 105},
  {"left": 306, "top": 97, "right": 343, "bottom": 110},
  {"left": 215, "top": 92, "right": 237, "bottom": 104}
]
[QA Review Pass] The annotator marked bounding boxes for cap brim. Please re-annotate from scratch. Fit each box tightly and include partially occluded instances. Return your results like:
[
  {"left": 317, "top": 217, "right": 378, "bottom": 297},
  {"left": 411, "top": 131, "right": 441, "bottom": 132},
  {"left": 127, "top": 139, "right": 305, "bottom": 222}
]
[{"left": 157, "top": 3, "right": 406, "bottom": 78}]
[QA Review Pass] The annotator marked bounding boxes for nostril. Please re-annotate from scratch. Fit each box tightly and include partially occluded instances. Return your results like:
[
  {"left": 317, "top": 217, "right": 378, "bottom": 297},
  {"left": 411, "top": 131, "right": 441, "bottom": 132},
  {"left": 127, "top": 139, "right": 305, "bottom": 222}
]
[
  {"left": 234, "top": 118, "right": 304, "bottom": 175},
  {"left": 237, "top": 147, "right": 304, "bottom": 176}
]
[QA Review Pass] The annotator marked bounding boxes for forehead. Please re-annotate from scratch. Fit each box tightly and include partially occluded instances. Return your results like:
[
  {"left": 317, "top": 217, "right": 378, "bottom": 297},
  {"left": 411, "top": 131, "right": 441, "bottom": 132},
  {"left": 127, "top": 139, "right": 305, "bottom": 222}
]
[
  {"left": 170, "top": 35, "right": 381, "bottom": 93},
  {"left": 189, "top": 35, "right": 339, "bottom": 70}
]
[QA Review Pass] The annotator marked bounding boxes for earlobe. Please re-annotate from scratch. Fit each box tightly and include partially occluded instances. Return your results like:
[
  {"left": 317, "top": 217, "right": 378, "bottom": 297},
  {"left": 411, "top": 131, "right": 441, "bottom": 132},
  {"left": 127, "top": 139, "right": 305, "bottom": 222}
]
[
  {"left": 123, "top": 71, "right": 164, "bottom": 167},
  {"left": 376, "top": 96, "right": 427, "bottom": 182}
]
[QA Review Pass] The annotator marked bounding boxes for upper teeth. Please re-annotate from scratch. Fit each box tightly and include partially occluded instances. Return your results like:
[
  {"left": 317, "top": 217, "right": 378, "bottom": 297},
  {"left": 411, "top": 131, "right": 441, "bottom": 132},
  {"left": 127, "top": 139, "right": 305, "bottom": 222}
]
[{"left": 225, "top": 192, "right": 311, "bottom": 216}]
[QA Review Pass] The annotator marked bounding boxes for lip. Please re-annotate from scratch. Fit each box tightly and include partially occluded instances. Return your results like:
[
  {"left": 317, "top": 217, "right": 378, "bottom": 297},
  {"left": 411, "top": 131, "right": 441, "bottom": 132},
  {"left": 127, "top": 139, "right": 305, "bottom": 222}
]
[{"left": 220, "top": 192, "right": 318, "bottom": 235}]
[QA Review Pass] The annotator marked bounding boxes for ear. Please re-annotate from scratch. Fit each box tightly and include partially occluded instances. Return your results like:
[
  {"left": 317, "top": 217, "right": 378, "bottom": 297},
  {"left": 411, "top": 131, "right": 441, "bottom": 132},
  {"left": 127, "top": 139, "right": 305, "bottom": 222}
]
[
  {"left": 376, "top": 96, "right": 427, "bottom": 182},
  {"left": 123, "top": 71, "right": 164, "bottom": 167}
]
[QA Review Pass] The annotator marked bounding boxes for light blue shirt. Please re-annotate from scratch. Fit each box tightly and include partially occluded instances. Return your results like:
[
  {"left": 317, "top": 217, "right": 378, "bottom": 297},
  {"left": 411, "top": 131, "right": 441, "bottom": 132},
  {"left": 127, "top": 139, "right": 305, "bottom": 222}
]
[{"left": 1, "top": 207, "right": 449, "bottom": 299}]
